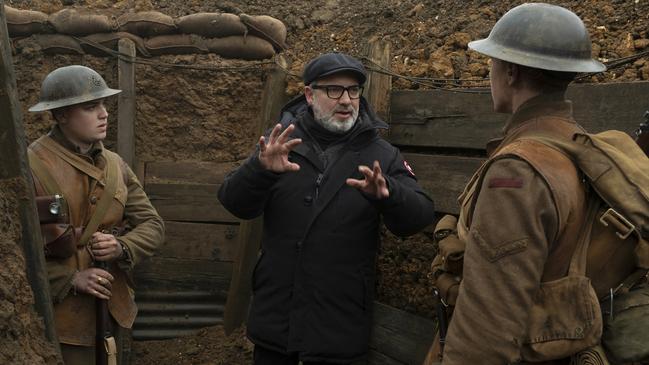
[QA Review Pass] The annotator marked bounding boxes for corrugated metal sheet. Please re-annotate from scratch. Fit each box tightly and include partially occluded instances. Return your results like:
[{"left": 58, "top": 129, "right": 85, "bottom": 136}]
[{"left": 132, "top": 290, "right": 226, "bottom": 340}]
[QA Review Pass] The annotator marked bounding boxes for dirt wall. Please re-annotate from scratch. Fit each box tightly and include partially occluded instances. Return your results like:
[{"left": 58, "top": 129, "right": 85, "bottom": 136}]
[{"left": 0, "top": 178, "right": 61, "bottom": 364}]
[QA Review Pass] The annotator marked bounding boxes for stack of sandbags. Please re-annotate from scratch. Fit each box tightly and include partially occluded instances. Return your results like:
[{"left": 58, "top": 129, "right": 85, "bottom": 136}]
[{"left": 6, "top": 6, "right": 288, "bottom": 60}]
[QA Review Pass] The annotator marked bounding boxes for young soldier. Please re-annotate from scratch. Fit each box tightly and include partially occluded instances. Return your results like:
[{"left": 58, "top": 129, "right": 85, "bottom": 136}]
[{"left": 28, "top": 65, "right": 164, "bottom": 364}]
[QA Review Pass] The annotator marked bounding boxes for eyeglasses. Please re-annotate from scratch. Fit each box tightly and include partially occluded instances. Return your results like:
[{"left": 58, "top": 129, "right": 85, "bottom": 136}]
[{"left": 311, "top": 84, "right": 364, "bottom": 100}]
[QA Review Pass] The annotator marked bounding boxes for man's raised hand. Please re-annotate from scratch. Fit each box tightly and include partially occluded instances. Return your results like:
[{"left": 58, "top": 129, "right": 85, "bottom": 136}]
[
  {"left": 346, "top": 160, "right": 390, "bottom": 199},
  {"left": 259, "top": 123, "right": 302, "bottom": 173}
]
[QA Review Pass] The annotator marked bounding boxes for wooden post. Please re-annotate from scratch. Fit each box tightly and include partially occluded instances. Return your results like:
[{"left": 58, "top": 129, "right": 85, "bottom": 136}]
[
  {"left": 117, "top": 38, "right": 136, "bottom": 167},
  {"left": 363, "top": 39, "right": 392, "bottom": 123},
  {"left": 0, "top": 1, "right": 59, "bottom": 348},
  {"left": 224, "top": 55, "right": 290, "bottom": 335}
]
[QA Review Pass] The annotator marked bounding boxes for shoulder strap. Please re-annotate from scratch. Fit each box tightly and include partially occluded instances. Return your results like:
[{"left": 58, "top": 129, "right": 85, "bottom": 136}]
[
  {"left": 78, "top": 151, "right": 121, "bottom": 247},
  {"left": 38, "top": 136, "right": 104, "bottom": 182}
]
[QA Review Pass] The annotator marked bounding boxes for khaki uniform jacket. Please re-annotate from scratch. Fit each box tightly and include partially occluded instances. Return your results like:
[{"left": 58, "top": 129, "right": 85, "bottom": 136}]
[
  {"left": 29, "top": 126, "right": 165, "bottom": 346},
  {"left": 441, "top": 94, "right": 635, "bottom": 365}
]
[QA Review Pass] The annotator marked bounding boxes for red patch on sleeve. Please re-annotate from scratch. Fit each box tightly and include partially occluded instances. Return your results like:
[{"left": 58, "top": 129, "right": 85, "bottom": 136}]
[
  {"left": 488, "top": 177, "right": 524, "bottom": 188},
  {"left": 404, "top": 160, "right": 415, "bottom": 176}
]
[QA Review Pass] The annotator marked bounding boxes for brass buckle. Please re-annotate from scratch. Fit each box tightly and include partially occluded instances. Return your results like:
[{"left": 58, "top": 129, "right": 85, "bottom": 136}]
[{"left": 599, "top": 208, "right": 635, "bottom": 240}]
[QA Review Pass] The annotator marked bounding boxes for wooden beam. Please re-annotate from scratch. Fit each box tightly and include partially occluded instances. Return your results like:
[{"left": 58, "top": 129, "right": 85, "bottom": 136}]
[
  {"left": 157, "top": 221, "right": 238, "bottom": 262},
  {"left": 388, "top": 82, "right": 649, "bottom": 149},
  {"left": 0, "top": 1, "right": 59, "bottom": 349},
  {"left": 363, "top": 38, "right": 392, "bottom": 122},
  {"left": 224, "top": 55, "right": 289, "bottom": 334},
  {"left": 117, "top": 38, "right": 136, "bottom": 167},
  {"left": 369, "top": 301, "right": 436, "bottom": 365},
  {"left": 146, "top": 182, "right": 239, "bottom": 224},
  {"left": 403, "top": 153, "right": 484, "bottom": 215}
]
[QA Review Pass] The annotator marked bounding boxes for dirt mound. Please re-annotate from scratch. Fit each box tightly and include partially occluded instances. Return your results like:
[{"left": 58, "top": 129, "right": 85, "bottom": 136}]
[{"left": 130, "top": 326, "right": 252, "bottom": 365}]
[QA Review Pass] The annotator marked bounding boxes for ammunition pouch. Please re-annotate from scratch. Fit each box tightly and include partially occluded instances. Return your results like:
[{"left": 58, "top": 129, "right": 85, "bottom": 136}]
[
  {"left": 42, "top": 223, "right": 83, "bottom": 259},
  {"left": 430, "top": 215, "right": 464, "bottom": 309}
]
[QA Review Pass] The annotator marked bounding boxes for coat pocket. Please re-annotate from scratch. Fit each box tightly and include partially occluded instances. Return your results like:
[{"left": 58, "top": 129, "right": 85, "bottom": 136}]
[{"left": 522, "top": 275, "right": 602, "bottom": 362}]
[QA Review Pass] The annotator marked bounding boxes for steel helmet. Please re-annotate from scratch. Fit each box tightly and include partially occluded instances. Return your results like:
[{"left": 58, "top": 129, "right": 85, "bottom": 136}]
[
  {"left": 468, "top": 3, "right": 606, "bottom": 73},
  {"left": 29, "top": 65, "right": 121, "bottom": 112}
]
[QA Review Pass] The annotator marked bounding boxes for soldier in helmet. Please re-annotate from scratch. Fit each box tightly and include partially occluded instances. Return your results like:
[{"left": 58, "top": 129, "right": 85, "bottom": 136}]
[
  {"left": 431, "top": 3, "right": 635, "bottom": 364},
  {"left": 28, "top": 65, "right": 164, "bottom": 364}
]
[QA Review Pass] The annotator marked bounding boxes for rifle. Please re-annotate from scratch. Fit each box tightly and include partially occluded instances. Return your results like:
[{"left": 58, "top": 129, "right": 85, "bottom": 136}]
[
  {"left": 95, "top": 227, "right": 125, "bottom": 365},
  {"left": 634, "top": 111, "right": 649, "bottom": 156},
  {"left": 95, "top": 260, "right": 113, "bottom": 365}
]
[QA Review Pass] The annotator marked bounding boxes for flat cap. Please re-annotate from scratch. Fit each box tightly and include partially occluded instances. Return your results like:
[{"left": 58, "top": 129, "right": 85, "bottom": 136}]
[{"left": 302, "top": 53, "right": 367, "bottom": 86}]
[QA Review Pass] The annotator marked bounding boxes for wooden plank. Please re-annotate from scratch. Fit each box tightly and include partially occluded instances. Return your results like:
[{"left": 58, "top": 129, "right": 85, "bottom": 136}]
[
  {"left": 158, "top": 221, "right": 238, "bottom": 261},
  {"left": 135, "top": 257, "right": 232, "bottom": 292},
  {"left": 117, "top": 38, "right": 136, "bottom": 167},
  {"left": 369, "top": 301, "right": 436, "bottom": 365},
  {"left": 389, "top": 82, "right": 649, "bottom": 149},
  {"left": 145, "top": 160, "right": 240, "bottom": 185},
  {"left": 146, "top": 183, "right": 239, "bottom": 223},
  {"left": 224, "top": 55, "right": 290, "bottom": 334},
  {"left": 404, "top": 153, "right": 484, "bottom": 215},
  {"left": 363, "top": 39, "right": 392, "bottom": 122},
  {"left": 0, "top": 3, "right": 59, "bottom": 347}
]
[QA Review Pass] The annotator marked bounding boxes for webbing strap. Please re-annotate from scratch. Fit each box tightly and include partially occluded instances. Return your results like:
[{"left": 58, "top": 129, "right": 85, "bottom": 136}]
[{"left": 104, "top": 335, "right": 118, "bottom": 365}]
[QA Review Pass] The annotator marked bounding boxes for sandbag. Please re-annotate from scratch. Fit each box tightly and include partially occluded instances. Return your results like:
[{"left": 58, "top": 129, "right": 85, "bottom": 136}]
[
  {"left": 49, "top": 8, "right": 116, "bottom": 35},
  {"left": 81, "top": 32, "right": 150, "bottom": 57},
  {"left": 4, "top": 5, "right": 52, "bottom": 36},
  {"left": 205, "top": 35, "right": 275, "bottom": 60},
  {"left": 239, "top": 14, "right": 287, "bottom": 50},
  {"left": 176, "top": 12, "right": 247, "bottom": 38},
  {"left": 15, "top": 34, "right": 84, "bottom": 55},
  {"left": 145, "top": 34, "right": 207, "bottom": 55},
  {"left": 118, "top": 11, "right": 176, "bottom": 37}
]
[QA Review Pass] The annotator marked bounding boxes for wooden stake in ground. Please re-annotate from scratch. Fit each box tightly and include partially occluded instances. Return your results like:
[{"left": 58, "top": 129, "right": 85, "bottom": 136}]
[
  {"left": 363, "top": 38, "right": 392, "bottom": 123},
  {"left": 224, "top": 55, "right": 290, "bottom": 335},
  {"left": 0, "top": 0, "right": 59, "bottom": 349},
  {"left": 117, "top": 38, "right": 136, "bottom": 167}
]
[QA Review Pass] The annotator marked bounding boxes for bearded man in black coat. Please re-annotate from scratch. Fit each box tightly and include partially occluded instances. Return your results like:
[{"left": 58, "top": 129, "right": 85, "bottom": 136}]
[{"left": 218, "top": 53, "right": 435, "bottom": 365}]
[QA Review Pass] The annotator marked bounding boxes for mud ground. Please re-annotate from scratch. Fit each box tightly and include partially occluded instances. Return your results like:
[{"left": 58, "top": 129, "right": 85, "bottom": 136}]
[{"left": 3, "top": 0, "right": 649, "bottom": 363}]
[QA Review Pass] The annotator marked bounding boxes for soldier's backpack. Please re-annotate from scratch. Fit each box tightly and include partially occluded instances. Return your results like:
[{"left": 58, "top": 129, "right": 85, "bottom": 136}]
[{"left": 428, "top": 130, "right": 649, "bottom": 364}]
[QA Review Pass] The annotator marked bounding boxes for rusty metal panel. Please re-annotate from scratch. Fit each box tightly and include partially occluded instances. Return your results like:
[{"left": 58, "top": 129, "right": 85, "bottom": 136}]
[{"left": 132, "top": 290, "right": 226, "bottom": 340}]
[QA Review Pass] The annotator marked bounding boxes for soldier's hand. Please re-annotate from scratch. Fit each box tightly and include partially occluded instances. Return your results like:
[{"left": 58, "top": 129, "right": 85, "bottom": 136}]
[
  {"left": 89, "top": 232, "right": 123, "bottom": 261},
  {"left": 72, "top": 268, "right": 114, "bottom": 300},
  {"left": 258, "top": 123, "right": 302, "bottom": 173},
  {"left": 346, "top": 160, "right": 390, "bottom": 199}
]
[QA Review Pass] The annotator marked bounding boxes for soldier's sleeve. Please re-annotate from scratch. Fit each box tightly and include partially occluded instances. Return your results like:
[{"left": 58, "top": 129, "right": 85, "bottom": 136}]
[
  {"left": 117, "top": 164, "right": 165, "bottom": 269},
  {"left": 374, "top": 147, "right": 436, "bottom": 236},
  {"left": 442, "top": 157, "right": 559, "bottom": 365}
]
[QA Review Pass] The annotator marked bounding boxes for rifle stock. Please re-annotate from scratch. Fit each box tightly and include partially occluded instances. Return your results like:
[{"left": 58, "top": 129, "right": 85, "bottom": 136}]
[{"left": 95, "top": 260, "right": 112, "bottom": 365}]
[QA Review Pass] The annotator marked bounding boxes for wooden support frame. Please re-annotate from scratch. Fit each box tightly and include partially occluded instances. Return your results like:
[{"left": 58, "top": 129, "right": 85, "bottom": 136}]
[
  {"left": 0, "top": 1, "right": 59, "bottom": 349},
  {"left": 117, "top": 38, "right": 137, "bottom": 167},
  {"left": 224, "top": 55, "right": 290, "bottom": 334}
]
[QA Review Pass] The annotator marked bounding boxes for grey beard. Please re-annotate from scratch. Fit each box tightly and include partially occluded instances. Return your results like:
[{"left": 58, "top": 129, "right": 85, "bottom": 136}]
[{"left": 313, "top": 106, "right": 359, "bottom": 134}]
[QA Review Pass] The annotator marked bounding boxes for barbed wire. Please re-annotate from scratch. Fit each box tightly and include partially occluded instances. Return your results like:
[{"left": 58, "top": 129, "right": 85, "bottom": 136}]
[{"left": 75, "top": 36, "right": 649, "bottom": 93}]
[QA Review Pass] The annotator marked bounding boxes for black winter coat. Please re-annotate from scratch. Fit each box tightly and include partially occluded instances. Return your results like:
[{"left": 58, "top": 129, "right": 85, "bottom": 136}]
[{"left": 218, "top": 96, "right": 435, "bottom": 363}]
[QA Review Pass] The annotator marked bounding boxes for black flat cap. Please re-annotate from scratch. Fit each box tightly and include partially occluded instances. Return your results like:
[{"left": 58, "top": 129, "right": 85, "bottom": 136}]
[{"left": 302, "top": 53, "right": 367, "bottom": 86}]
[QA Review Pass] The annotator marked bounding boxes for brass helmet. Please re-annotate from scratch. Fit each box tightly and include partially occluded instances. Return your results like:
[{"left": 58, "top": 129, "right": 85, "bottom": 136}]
[
  {"left": 28, "top": 65, "right": 121, "bottom": 112},
  {"left": 468, "top": 3, "right": 606, "bottom": 73}
]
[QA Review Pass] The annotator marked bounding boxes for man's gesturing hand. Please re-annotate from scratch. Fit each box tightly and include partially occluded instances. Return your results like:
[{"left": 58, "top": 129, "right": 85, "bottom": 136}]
[
  {"left": 259, "top": 123, "right": 302, "bottom": 173},
  {"left": 346, "top": 160, "right": 390, "bottom": 199}
]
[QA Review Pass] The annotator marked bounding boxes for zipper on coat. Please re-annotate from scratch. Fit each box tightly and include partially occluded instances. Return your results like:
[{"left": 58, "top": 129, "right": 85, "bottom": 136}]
[{"left": 315, "top": 173, "right": 324, "bottom": 200}]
